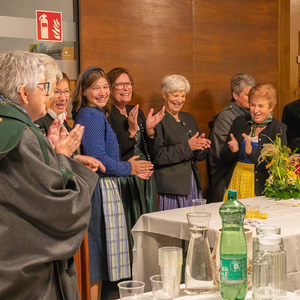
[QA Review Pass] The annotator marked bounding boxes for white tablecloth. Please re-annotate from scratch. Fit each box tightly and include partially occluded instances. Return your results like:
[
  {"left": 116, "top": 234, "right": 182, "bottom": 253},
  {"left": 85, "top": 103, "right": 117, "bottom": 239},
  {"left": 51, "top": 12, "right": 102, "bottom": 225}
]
[
  {"left": 131, "top": 196, "right": 300, "bottom": 292},
  {"left": 141, "top": 284, "right": 294, "bottom": 300}
]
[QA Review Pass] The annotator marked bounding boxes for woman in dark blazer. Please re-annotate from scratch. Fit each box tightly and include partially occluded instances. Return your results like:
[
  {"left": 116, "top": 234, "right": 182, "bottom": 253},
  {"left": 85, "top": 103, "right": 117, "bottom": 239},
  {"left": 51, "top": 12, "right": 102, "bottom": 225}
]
[
  {"left": 106, "top": 67, "right": 165, "bottom": 260},
  {"left": 221, "top": 83, "right": 287, "bottom": 200},
  {"left": 150, "top": 74, "right": 211, "bottom": 210}
]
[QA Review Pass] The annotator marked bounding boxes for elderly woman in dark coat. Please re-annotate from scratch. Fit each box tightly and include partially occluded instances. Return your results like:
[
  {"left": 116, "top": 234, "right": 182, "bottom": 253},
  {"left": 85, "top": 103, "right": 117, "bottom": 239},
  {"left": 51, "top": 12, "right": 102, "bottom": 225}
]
[
  {"left": 150, "top": 74, "right": 211, "bottom": 210},
  {"left": 0, "top": 50, "right": 100, "bottom": 300},
  {"left": 221, "top": 83, "right": 287, "bottom": 200}
]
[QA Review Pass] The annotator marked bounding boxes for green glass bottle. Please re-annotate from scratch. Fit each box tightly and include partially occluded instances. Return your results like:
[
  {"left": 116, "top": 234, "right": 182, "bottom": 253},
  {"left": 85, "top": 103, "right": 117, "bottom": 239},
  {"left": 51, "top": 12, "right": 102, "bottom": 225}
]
[{"left": 219, "top": 189, "right": 247, "bottom": 300}]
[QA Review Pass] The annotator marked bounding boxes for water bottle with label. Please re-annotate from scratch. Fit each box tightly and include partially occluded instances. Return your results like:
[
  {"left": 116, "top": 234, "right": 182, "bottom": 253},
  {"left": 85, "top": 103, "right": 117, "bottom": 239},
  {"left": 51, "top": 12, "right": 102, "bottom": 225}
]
[{"left": 219, "top": 189, "right": 248, "bottom": 300}]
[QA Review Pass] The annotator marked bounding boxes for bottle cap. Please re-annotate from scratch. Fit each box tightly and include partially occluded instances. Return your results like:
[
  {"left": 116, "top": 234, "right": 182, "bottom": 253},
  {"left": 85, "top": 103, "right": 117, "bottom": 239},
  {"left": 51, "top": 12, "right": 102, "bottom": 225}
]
[
  {"left": 228, "top": 189, "right": 237, "bottom": 198},
  {"left": 257, "top": 234, "right": 283, "bottom": 245}
]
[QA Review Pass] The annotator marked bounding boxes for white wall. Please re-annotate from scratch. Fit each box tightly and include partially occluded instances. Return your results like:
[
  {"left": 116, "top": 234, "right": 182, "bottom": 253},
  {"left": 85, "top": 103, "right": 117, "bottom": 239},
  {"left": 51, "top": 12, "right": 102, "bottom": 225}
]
[{"left": 0, "top": 0, "right": 77, "bottom": 79}]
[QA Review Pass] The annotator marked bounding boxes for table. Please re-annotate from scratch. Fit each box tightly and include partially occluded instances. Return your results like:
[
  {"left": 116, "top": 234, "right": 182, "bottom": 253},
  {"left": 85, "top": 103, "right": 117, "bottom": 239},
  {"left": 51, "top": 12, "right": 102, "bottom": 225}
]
[{"left": 131, "top": 196, "right": 300, "bottom": 292}]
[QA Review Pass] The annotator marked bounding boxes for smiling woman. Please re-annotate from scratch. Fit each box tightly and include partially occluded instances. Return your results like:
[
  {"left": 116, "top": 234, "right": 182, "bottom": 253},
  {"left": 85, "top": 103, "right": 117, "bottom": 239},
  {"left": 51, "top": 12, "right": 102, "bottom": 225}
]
[
  {"left": 84, "top": 77, "right": 110, "bottom": 108},
  {"left": 106, "top": 67, "right": 164, "bottom": 279},
  {"left": 220, "top": 83, "right": 288, "bottom": 201},
  {"left": 149, "top": 74, "right": 211, "bottom": 210},
  {"left": 72, "top": 66, "right": 154, "bottom": 300},
  {"left": 35, "top": 72, "right": 72, "bottom": 134}
]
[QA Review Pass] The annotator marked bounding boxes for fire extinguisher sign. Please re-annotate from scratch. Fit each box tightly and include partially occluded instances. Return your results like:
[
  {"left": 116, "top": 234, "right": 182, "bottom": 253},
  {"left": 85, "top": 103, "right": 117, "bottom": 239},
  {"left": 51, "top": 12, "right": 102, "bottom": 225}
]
[{"left": 36, "top": 11, "right": 63, "bottom": 42}]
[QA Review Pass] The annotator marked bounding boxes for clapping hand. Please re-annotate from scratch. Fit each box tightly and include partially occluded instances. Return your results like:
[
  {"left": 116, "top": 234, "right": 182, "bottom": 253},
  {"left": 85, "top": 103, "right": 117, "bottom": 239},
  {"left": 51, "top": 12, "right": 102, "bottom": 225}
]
[
  {"left": 228, "top": 133, "right": 239, "bottom": 153},
  {"left": 128, "top": 105, "right": 139, "bottom": 138},
  {"left": 188, "top": 132, "right": 211, "bottom": 151},
  {"left": 48, "top": 120, "right": 84, "bottom": 157},
  {"left": 146, "top": 106, "right": 165, "bottom": 137},
  {"left": 128, "top": 155, "right": 154, "bottom": 180},
  {"left": 75, "top": 154, "right": 106, "bottom": 173},
  {"left": 242, "top": 133, "right": 252, "bottom": 155},
  {"left": 47, "top": 119, "right": 62, "bottom": 149}
]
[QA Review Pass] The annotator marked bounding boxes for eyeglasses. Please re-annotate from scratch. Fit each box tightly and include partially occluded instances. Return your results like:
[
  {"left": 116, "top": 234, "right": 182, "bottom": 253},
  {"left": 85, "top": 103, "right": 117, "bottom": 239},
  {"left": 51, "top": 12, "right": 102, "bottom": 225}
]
[
  {"left": 37, "top": 82, "right": 50, "bottom": 94},
  {"left": 54, "top": 89, "right": 71, "bottom": 97},
  {"left": 114, "top": 82, "right": 133, "bottom": 90},
  {"left": 16, "top": 82, "right": 50, "bottom": 94}
]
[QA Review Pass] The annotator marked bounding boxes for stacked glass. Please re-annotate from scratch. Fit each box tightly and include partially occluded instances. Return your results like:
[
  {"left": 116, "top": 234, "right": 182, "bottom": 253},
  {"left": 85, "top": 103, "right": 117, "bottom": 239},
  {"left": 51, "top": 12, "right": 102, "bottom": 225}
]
[{"left": 158, "top": 246, "right": 182, "bottom": 298}]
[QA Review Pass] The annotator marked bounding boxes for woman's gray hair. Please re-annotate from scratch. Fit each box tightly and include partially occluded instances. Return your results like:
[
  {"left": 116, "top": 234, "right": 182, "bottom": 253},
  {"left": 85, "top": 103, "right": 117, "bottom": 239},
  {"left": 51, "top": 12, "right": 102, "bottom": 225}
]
[
  {"left": 230, "top": 73, "right": 257, "bottom": 96},
  {"left": 33, "top": 53, "right": 62, "bottom": 94},
  {"left": 0, "top": 50, "right": 44, "bottom": 103},
  {"left": 161, "top": 75, "right": 190, "bottom": 94}
]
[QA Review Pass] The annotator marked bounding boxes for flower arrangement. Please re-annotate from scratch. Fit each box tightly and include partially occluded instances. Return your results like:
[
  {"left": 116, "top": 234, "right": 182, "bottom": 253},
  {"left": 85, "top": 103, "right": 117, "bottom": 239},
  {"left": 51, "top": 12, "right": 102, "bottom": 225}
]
[{"left": 258, "top": 135, "right": 300, "bottom": 200}]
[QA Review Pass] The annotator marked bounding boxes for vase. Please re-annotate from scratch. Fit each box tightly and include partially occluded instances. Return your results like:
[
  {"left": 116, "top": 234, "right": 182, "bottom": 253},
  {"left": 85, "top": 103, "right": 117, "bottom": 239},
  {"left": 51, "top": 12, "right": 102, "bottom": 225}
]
[{"left": 211, "top": 226, "right": 253, "bottom": 288}]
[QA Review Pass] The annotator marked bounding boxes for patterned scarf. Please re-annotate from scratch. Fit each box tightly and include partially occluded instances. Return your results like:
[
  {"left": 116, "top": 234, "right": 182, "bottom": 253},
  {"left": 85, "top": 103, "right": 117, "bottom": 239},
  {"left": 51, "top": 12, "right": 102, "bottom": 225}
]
[{"left": 248, "top": 113, "right": 273, "bottom": 137}]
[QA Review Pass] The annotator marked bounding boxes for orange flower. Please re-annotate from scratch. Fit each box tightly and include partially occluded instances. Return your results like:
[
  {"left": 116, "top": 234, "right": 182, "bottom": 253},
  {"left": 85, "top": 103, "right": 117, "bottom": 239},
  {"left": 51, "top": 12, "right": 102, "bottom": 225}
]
[
  {"left": 266, "top": 161, "right": 273, "bottom": 169},
  {"left": 283, "top": 145, "right": 291, "bottom": 153}
]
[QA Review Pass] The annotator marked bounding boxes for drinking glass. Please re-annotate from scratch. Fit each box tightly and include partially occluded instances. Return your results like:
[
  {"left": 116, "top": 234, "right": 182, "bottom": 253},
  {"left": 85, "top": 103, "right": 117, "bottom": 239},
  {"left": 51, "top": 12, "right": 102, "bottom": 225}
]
[
  {"left": 118, "top": 280, "right": 145, "bottom": 300},
  {"left": 150, "top": 274, "right": 174, "bottom": 300},
  {"left": 192, "top": 199, "right": 207, "bottom": 212}
]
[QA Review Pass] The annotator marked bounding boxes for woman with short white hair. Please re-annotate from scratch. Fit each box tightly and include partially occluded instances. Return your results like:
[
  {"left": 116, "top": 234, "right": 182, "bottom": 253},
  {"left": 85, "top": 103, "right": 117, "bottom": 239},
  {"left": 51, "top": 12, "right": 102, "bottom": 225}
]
[
  {"left": 0, "top": 50, "right": 100, "bottom": 300},
  {"left": 150, "top": 74, "right": 211, "bottom": 210}
]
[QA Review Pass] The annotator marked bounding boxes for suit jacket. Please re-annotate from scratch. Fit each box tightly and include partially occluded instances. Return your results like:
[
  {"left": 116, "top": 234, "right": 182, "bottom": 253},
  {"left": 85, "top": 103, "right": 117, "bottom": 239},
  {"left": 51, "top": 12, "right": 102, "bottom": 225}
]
[
  {"left": 282, "top": 98, "right": 300, "bottom": 153},
  {"left": 150, "top": 110, "right": 207, "bottom": 195},
  {"left": 107, "top": 104, "right": 154, "bottom": 161},
  {"left": 220, "top": 116, "right": 287, "bottom": 196},
  {"left": 208, "top": 100, "right": 248, "bottom": 202},
  {"left": 35, "top": 112, "right": 72, "bottom": 135}
]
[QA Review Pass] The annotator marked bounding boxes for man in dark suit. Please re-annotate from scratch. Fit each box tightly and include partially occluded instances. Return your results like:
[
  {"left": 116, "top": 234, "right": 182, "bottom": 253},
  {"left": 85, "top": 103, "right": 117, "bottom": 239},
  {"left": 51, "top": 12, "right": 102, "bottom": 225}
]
[{"left": 208, "top": 73, "right": 256, "bottom": 202}]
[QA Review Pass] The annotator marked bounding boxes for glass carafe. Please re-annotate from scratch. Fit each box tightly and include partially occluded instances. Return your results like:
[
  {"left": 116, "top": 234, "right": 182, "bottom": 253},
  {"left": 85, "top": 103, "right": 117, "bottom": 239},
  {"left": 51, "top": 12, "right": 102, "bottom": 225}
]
[
  {"left": 185, "top": 212, "right": 216, "bottom": 294},
  {"left": 252, "top": 234, "right": 287, "bottom": 300}
]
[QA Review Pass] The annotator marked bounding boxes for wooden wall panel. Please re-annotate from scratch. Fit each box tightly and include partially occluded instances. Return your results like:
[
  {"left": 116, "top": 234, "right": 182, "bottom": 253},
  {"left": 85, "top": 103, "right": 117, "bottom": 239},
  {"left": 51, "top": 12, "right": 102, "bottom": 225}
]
[
  {"left": 79, "top": 0, "right": 193, "bottom": 113},
  {"left": 278, "top": 0, "right": 290, "bottom": 117},
  {"left": 79, "top": 0, "right": 279, "bottom": 195},
  {"left": 192, "top": 0, "right": 278, "bottom": 191},
  {"left": 193, "top": 0, "right": 278, "bottom": 134}
]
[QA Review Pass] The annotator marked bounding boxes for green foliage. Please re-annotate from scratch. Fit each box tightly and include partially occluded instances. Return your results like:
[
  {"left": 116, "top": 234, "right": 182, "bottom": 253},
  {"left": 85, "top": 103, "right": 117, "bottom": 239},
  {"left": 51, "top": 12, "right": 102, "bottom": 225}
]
[{"left": 260, "top": 135, "right": 300, "bottom": 200}]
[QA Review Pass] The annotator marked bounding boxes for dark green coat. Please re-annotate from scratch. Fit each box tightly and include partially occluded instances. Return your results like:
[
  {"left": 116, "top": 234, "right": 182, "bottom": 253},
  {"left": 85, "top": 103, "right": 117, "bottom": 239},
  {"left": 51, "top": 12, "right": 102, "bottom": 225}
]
[{"left": 0, "top": 102, "right": 98, "bottom": 300}]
